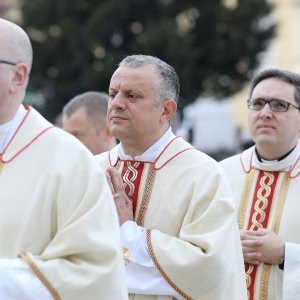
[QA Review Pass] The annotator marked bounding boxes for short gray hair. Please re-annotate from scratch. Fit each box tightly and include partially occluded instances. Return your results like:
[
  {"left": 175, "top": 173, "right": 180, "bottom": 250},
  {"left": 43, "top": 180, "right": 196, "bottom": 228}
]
[
  {"left": 249, "top": 68, "right": 300, "bottom": 107},
  {"left": 119, "top": 55, "right": 180, "bottom": 105},
  {"left": 63, "top": 91, "right": 109, "bottom": 129}
]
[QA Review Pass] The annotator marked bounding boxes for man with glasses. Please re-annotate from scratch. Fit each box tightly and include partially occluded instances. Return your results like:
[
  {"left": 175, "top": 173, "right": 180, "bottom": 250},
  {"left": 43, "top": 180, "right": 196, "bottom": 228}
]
[
  {"left": 0, "top": 59, "right": 16, "bottom": 66},
  {"left": 221, "top": 68, "right": 300, "bottom": 300},
  {"left": 0, "top": 18, "right": 126, "bottom": 299}
]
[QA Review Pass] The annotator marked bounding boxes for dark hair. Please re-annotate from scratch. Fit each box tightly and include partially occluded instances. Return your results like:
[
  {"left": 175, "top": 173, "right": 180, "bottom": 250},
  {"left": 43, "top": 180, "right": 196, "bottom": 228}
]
[
  {"left": 63, "top": 91, "right": 109, "bottom": 128},
  {"left": 249, "top": 68, "right": 300, "bottom": 107}
]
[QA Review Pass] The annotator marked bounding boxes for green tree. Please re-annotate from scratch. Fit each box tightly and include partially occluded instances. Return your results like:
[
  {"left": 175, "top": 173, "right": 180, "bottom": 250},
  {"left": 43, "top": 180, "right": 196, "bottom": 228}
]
[{"left": 20, "top": 0, "right": 275, "bottom": 120}]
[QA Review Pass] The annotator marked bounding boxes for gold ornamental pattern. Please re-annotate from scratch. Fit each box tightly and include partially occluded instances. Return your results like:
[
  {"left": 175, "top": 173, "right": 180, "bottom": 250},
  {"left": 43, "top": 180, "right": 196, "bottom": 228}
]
[
  {"left": 243, "top": 171, "right": 275, "bottom": 300},
  {"left": 136, "top": 165, "right": 156, "bottom": 226},
  {"left": 123, "top": 161, "right": 141, "bottom": 200},
  {"left": 239, "top": 171, "right": 290, "bottom": 300},
  {"left": 250, "top": 172, "right": 274, "bottom": 231}
]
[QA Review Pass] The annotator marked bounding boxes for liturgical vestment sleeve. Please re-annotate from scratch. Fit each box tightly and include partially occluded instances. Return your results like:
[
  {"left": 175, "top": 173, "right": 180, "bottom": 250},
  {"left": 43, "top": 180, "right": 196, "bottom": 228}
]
[
  {"left": 96, "top": 138, "right": 247, "bottom": 300},
  {"left": 0, "top": 106, "right": 127, "bottom": 299}
]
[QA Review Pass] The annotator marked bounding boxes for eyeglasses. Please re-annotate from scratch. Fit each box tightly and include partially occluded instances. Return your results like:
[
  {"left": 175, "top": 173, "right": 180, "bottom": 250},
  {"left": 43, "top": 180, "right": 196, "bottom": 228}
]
[
  {"left": 0, "top": 59, "right": 17, "bottom": 66},
  {"left": 247, "top": 98, "right": 300, "bottom": 112}
]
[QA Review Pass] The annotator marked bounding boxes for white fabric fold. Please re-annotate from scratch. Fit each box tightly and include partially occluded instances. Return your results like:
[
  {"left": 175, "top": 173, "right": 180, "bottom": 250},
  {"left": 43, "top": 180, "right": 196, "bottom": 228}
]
[
  {"left": 120, "top": 221, "right": 183, "bottom": 299},
  {"left": 0, "top": 258, "right": 52, "bottom": 299}
]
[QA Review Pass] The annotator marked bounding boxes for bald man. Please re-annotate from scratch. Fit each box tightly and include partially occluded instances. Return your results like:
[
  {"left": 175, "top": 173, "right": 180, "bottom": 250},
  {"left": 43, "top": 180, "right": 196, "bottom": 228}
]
[
  {"left": 62, "top": 91, "right": 116, "bottom": 154},
  {"left": 0, "top": 18, "right": 126, "bottom": 299}
]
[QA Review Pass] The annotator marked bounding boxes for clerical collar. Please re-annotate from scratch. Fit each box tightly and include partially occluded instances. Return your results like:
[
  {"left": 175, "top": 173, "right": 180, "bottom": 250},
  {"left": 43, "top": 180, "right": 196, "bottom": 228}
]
[
  {"left": 255, "top": 145, "right": 297, "bottom": 162},
  {"left": 252, "top": 141, "right": 300, "bottom": 172},
  {"left": 0, "top": 105, "right": 27, "bottom": 153},
  {"left": 118, "top": 127, "right": 175, "bottom": 162}
]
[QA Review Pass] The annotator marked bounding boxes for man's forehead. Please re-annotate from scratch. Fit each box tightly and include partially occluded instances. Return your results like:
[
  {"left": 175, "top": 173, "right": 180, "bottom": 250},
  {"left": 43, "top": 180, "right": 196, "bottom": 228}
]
[
  {"left": 253, "top": 78, "right": 295, "bottom": 97},
  {"left": 254, "top": 77, "right": 293, "bottom": 88},
  {"left": 110, "top": 66, "right": 156, "bottom": 89},
  {"left": 112, "top": 65, "right": 155, "bottom": 79}
]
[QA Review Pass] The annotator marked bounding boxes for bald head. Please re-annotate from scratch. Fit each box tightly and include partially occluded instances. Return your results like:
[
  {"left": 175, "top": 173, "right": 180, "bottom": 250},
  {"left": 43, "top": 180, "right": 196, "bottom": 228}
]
[
  {"left": 0, "top": 18, "right": 33, "bottom": 72},
  {"left": 0, "top": 18, "right": 33, "bottom": 124}
]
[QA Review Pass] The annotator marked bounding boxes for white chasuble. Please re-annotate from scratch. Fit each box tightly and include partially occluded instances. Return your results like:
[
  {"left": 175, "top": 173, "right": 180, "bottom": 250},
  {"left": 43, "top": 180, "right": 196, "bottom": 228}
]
[
  {"left": 221, "top": 144, "right": 300, "bottom": 300},
  {"left": 97, "top": 137, "right": 247, "bottom": 300},
  {"left": 0, "top": 105, "right": 127, "bottom": 299}
]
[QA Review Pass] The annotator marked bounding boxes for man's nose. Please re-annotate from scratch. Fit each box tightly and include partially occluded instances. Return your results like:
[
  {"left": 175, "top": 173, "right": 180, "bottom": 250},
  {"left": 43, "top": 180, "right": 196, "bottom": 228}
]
[
  {"left": 259, "top": 102, "right": 273, "bottom": 117},
  {"left": 110, "top": 93, "right": 126, "bottom": 109}
]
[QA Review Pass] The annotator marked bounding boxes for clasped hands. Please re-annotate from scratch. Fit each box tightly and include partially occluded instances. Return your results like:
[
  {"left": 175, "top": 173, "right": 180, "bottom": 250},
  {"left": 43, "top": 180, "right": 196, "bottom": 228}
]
[
  {"left": 240, "top": 229, "right": 285, "bottom": 265},
  {"left": 106, "top": 167, "right": 286, "bottom": 265},
  {"left": 106, "top": 167, "right": 133, "bottom": 225}
]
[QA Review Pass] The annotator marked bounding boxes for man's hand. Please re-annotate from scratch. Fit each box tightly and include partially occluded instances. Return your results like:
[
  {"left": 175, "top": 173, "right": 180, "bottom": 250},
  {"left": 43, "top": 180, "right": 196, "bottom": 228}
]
[
  {"left": 240, "top": 229, "right": 285, "bottom": 265},
  {"left": 106, "top": 167, "right": 133, "bottom": 225}
]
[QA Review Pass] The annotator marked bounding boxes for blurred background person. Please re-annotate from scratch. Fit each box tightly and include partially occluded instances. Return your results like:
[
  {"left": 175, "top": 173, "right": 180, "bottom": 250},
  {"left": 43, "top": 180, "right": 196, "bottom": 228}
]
[
  {"left": 178, "top": 96, "right": 240, "bottom": 161},
  {"left": 62, "top": 91, "right": 116, "bottom": 155}
]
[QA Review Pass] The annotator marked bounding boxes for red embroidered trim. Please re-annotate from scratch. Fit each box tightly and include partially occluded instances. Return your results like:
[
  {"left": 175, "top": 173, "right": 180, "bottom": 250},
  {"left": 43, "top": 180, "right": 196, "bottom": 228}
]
[
  {"left": 239, "top": 147, "right": 300, "bottom": 178},
  {"left": 0, "top": 104, "right": 31, "bottom": 155},
  {"left": 153, "top": 137, "right": 194, "bottom": 170},
  {"left": 0, "top": 105, "right": 54, "bottom": 163},
  {"left": 154, "top": 147, "right": 194, "bottom": 170},
  {"left": 289, "top": 154, "right": 300, "bottom": 178},
  {"left": 121, "top": 161, "right": 144, "bottom": 215},
  {"left": 246, "top": 171, "right": 279, "bottom": 300},
  {"left": 240, "top": 150, "right": 254, "bottom": 173},
  {"left": 108, "top": 137, "right": 193, "bottom": 169}
]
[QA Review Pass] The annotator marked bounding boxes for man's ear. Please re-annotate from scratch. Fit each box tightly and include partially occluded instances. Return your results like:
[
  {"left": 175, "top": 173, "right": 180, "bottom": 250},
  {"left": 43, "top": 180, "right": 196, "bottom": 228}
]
[
  {"left": 160, "top": 99, "right": 177, "bottom": 123},
  {"left": 10, "top": 63, "right": 29, "bottom": 93}
]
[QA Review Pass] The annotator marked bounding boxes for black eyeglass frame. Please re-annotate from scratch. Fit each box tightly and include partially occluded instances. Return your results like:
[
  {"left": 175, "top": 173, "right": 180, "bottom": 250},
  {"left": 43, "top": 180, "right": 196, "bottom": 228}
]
[
  {"left": 0, "top": 59, "right": 17, "bottom": 66},
  {"left": 247, "top": 98, "right": 300, "bottom": 112}
]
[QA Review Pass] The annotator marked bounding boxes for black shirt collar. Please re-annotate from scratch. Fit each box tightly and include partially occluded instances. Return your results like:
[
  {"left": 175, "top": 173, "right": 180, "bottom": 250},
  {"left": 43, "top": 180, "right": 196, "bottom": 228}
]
[{"left": 255, "top": 145, "right": 297, "bottom": 162}]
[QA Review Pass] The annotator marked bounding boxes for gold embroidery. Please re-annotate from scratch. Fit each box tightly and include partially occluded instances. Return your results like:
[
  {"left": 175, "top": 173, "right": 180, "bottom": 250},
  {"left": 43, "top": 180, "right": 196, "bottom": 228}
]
[
  {"left": 20, "top": 252, "right": 61, "bottom": 300},
  {"left": 272, "top": 174, "right": 290, "bottom": 233},
  {"left": 116, "top": 160, "right": 121, "bottom": 169},
  {"left": 243, "top": 172, "right": 275, "bottom": 298},
  {"left": 136, "top": 166, "right": 156, "bottom": 227},
  {"left": 259, "top": 174, "right": 290, "bottom": 299},
  {"left": 250, "top": 172, "right": 274, "bottom": 230},
  {"left": 245, "top": 265, "right": 254, "bottom": 287},
  {"left": 241, "top": 172, "right": 289, "bottom": 300},
  {"left": 122, "top": 247, "right": 131, "bottom": 264},
  {"left": 123, "top": 162, "right": 140, "bottom": 200},
  {"left": 260, "top": 264, "right": 272, "bottom": 300},
  {"left": 238, "top": 169, "right": 255, "bottom": 229},
  {"left": 146, "top": 229, "right": 192, "bottom": 300}
]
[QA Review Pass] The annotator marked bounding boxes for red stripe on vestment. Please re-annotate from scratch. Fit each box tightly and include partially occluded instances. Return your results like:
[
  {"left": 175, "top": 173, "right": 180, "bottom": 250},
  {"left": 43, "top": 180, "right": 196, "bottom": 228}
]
[
  {"left": 246, "top": 171, "right": 279, "bottom": 300},
  {"left": 121, "top": 161, "right": 145, "bottom": 216}
]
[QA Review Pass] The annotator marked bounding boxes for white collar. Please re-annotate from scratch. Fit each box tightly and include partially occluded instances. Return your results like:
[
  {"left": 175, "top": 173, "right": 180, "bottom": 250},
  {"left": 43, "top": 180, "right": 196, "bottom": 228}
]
[
  {"left": 252, "top": 141, "right": 300, "bottom": 171},
  {"left": 0, "top": 105, "right": 27, "bottom": 153},
  {"left": 118, "top": 127, "right": 175, "bottom": 162}
]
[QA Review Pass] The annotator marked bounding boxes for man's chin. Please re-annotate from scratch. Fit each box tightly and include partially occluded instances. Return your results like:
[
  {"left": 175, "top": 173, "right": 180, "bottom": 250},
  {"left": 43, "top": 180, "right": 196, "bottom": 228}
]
[
  {"left": 109, "top": 128, "right": 124, "bottom": 141},
  {"left": 255, "top": 137, "right": 276, "bottom": 149}
]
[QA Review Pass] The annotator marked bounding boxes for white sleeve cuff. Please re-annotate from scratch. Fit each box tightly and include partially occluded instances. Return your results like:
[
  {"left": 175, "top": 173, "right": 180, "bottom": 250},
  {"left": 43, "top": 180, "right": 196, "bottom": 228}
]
[
  {"left": 0, "top": 258, "right": 52, "bottom": 299},
  {"left": 283, "top": 242, "right": 300, "bottom": 300},
  {"left": 119, "top": 221, "right": 184, "bottom": 299}
]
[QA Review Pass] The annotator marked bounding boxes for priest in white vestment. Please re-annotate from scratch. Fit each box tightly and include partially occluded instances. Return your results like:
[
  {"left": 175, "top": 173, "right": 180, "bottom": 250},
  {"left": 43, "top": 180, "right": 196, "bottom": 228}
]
[
  {"left": 221, "top": 68, "right": 300, "bottom": 300},
  {"left": 96, "top": 54, "right": 247, "bottom": 299},
  {"left": 0, "top": 18, "right": 127, "bottom": 299}
]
